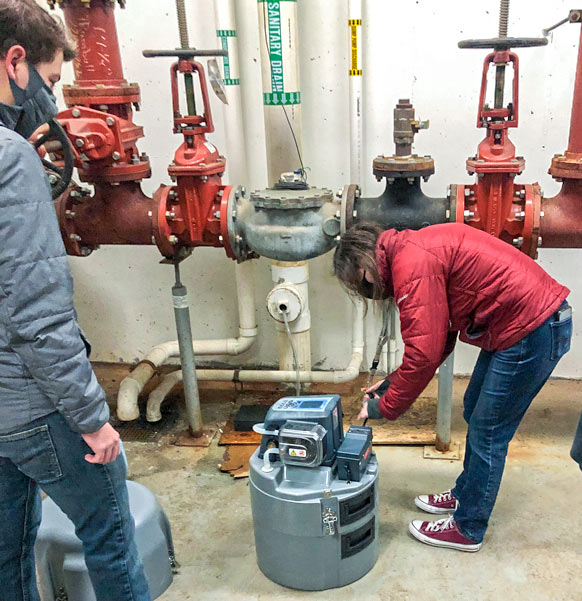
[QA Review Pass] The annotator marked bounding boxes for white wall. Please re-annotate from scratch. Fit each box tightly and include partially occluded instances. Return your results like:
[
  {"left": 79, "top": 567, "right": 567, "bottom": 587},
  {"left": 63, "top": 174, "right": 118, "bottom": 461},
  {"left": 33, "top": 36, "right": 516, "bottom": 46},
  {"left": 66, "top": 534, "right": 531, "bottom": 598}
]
[{"left": 39, "top": 0, "right": 582, "bottom": 377}]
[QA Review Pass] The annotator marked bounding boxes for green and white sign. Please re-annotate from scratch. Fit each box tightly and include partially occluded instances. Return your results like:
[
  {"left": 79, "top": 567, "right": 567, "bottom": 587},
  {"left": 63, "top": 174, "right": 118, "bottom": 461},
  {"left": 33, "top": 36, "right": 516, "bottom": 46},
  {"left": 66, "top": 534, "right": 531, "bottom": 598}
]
[
  {"left": 216, "top": 29, "right": 240, "bottom": 86},
  {"left": 258, "top": 0, "right": 300, "bottom": 106}
]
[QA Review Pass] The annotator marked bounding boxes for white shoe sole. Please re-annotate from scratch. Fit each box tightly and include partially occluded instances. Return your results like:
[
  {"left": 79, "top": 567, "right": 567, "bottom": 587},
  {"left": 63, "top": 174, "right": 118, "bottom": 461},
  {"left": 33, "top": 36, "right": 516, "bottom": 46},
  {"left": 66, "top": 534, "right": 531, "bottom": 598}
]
[
  {"left": 408, "top": 522, "right": 482, "bottom": 552},
  {"left": 414, "top": 496, "right": 458, "bottom": 514}
]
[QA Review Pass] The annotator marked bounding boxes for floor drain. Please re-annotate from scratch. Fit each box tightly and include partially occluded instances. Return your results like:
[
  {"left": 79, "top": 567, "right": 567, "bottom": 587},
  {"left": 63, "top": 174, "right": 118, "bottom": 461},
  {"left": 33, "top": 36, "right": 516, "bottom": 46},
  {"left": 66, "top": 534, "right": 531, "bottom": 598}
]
[{"left": 113, "top": 404, "right": 181, "bottom": 442}]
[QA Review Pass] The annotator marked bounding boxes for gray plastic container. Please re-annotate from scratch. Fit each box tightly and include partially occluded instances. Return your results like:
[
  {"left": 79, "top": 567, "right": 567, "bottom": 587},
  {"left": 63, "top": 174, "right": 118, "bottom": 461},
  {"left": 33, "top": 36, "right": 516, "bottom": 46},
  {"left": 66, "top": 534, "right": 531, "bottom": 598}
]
[
  {"left": 249, "top": 449, "right": 379, "bottom": 590},
  {"left": 35, "top": 480, "right": 174, "bottom": 600}
]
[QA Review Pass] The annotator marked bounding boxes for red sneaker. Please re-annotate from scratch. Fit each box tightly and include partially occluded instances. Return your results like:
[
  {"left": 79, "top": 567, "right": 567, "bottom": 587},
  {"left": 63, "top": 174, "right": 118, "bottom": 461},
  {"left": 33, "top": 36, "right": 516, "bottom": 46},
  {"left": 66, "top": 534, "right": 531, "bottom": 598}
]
[
  {"left": 408, "top": 516, "right": 481, "bottom": 552},
  {"left": 414, "top": 489, "right": 458, "bottom": 514}
]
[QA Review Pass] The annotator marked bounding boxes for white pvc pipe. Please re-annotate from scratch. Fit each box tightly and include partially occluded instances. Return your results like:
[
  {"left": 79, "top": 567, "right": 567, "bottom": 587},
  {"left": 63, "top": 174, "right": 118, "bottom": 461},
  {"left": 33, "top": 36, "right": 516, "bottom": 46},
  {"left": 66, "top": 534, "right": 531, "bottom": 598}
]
[
  {"left": 145, "top": 296, "right": 365, "bottom": 419},
  {"left": 117, "top": 261, "right": 257, "bottom": 421},
  {"left": 348, "top": 0, "right": 363, "bottom": 184},
  {"left": 269, "top": 261, "right": 312, "bottom": 378},
  {"left": 389, "top": 300, "right": 398, "bottom": 373},
  {"left": 214, "top": 0, "right": 248, "bottom": 187},
  {"left": 146, "top": 354, "right": 363, "bottom": 421},
  {"left": 258, "top": 0, "right": 301, "bottom": 185},
  {"left": 347, "top": 0, "right": 367, "bottom": 376}
]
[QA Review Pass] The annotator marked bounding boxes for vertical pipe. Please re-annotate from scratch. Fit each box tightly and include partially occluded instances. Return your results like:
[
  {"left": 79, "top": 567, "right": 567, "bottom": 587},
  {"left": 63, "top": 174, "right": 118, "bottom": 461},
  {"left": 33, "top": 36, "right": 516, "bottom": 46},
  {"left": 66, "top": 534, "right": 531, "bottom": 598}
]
[
  {"left": 258, "top": 0, "right": 309, "bottom": 380},
  {"left": 348, "top": 0, "right": 363, "bottom": 183},
  {"left": 235, "top": 260, "right": 258, "bottom": 335},
  {"left": 352, "top": 297, "right": 365, "bottom": 356},
  {"left": 172, "top": 264, "right": 202, "bottom": 436},
  {"left": 215, "top": 0, "right": 248, "bottom": 185},
  {"left": 388, "top": 300, "right": 398, "bottom": 373},
  {"left": 435, "top": 349, "right": 455, "bottom": 452},
  {"left": 271, "top": 262, "right": 311, "bottom": 381},
  {"left": 348, "top": 0, "right": 366, "bottom": 374},
  {"left": 257, "top": 0, "right": 302, "bottom": 185},
  {"left": 61, "top": 0, "right": 125, "bottom": 85},
  {"left": 214, "top": 1, "right": 257, "bottom": 363},
  {"left": 380, "top": 311, "right": 389, "bottom": 374},
  {"left": 567, "top": 26, "right": 582, "bottom": 153}
]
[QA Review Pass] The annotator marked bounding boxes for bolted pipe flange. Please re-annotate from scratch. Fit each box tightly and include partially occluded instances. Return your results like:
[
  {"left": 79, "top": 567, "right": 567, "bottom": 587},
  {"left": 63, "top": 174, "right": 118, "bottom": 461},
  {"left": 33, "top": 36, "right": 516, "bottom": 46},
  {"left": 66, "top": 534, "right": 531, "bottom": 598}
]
[
  {"left": 251, "top": 187, "right": 332, "bottom": 210},
  {"left": 340, "top": 184, "right": 358, "bottom": 234}
]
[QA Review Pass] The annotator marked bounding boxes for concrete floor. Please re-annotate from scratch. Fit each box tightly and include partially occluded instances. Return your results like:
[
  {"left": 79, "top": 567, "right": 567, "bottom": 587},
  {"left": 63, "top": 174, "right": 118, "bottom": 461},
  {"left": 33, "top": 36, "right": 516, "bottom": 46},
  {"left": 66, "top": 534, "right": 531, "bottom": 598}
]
[{"left": 123, "top": 377, "right": 582, "bottom": 601}]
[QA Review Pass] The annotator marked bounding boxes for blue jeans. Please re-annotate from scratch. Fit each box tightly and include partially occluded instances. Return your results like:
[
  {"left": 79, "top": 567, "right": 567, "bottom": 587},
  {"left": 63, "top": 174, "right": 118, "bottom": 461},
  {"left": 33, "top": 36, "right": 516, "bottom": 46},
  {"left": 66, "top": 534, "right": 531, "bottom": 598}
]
[
  {"left": 451, "top": 302, "right": 572, "bottom": 543},
  {"left": 0, "top": 411, "right": 150, "bottom": 601}
]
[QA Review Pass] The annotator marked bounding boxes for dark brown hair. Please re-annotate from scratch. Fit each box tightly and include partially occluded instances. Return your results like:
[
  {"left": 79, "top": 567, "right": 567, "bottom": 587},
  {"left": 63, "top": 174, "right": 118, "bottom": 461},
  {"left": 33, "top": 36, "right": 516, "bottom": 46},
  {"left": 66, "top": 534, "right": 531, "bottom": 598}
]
[
  {"left": 333, "top": 222, "right": 385, "bottom": 300},
  {"left": 0, "top": 0, "right": 76, "bottom": 65}
]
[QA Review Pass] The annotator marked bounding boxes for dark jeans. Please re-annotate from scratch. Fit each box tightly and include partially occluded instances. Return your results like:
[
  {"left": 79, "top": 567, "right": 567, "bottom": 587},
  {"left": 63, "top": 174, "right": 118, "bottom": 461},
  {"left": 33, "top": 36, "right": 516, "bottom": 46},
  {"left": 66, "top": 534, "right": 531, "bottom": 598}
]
[
  {"left": 451, "top": 303, "right": 572, "bottom": 543},
  {"left": 0, "top": 411, "right": 150, "bottom": 601}
]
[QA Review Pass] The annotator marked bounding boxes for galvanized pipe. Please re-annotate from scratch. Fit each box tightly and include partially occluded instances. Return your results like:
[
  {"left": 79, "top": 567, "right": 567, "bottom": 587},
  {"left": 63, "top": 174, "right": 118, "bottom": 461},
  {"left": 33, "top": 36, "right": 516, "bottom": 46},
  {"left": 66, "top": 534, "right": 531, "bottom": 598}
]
[
  {"left": 172, "top": 263, "right": 202, "bottom": 436},
  {"left": 435, "top": 350, "right": 455, "bottom": 452}
]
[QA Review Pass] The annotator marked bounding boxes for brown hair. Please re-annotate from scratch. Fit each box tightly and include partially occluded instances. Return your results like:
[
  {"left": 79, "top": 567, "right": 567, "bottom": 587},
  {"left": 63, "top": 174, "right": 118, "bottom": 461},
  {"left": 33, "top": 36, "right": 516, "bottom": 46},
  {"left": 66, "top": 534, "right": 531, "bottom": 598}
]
[
  {"left": 333, "top": 222, "right": 386, "bottom": 300},
  {"left": 0, "top": 0, "right": 76, "bottom": 65}
]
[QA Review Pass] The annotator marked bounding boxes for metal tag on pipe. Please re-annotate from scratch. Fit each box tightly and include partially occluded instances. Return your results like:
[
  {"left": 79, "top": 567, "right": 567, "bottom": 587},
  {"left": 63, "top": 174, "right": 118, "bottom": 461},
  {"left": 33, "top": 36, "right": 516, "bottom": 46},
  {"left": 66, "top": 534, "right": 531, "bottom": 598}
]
[{"left": 207, "top": 59, "right": 229, "bottom": 105}]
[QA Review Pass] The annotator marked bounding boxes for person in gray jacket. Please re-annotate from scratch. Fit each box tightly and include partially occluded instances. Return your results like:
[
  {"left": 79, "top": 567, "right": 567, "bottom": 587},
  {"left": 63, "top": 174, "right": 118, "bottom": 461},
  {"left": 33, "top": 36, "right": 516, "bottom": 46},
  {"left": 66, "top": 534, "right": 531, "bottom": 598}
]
[{"left": 0, "top": 2, "right": 150, "bottom": 600}]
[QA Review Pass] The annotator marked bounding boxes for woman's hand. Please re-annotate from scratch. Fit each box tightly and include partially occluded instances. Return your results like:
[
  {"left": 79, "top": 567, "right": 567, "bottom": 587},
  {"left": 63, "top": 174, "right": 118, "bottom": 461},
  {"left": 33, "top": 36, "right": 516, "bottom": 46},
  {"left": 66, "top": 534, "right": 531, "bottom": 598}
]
[
  {"left": 358, "top": 400, "right": 369, "bottom": 421},
  {"left": 364, "top": 378, "right": 385, "bottom": 395}
]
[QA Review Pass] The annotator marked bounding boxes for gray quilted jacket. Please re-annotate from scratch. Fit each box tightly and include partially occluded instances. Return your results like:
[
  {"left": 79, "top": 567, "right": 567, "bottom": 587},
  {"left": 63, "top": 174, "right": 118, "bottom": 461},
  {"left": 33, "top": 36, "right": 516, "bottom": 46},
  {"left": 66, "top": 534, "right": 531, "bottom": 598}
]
[{"left": 0, "top": 119, "right": 109, "bottom": 434}]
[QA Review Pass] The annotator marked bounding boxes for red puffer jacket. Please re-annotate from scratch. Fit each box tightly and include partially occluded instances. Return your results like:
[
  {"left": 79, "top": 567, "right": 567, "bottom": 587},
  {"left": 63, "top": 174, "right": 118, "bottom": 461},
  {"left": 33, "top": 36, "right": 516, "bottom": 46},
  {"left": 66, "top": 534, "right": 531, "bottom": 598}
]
[{"left": 376, "top": 223, "right": 569, "bottom": 420}]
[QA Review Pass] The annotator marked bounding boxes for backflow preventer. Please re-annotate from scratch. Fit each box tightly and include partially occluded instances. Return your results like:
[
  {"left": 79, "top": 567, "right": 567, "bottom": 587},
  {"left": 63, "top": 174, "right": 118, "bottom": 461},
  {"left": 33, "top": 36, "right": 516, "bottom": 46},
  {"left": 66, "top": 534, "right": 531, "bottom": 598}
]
[
  {"left": 340, "top": 99, "right": 451, "bottom": 234},
  {"left": 249, "top": 395, "right": 378, "bottom": 591}
]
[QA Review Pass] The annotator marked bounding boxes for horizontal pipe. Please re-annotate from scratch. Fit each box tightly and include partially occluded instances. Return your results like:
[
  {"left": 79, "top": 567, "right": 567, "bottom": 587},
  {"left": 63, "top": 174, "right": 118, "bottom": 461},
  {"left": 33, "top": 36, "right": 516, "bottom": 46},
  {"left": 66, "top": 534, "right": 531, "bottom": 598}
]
[
  {"left": 145, "top": 352, "right": 363, "bottom": 422},
  {"left": 59, "top": 183, "right": 156, "bottom": 249},
  {"left": 354, "top": 180, "right": 450, "bottom": 231},
  {"left": 185, "top": 353, "right": 362, "bottom": 383},
  {"left": 541, "top": 180, "right": 582, "bottom": 248}
]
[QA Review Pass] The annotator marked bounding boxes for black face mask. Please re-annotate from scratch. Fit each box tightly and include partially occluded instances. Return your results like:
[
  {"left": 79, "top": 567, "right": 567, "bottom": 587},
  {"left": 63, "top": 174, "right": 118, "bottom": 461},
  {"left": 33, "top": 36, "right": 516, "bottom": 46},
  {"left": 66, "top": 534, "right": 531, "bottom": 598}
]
[
  {"left": 361, "top": 274, "right": 375, "bottom": 299},
  {"left": 0, "top": 64, "right": 58, "bottom": 138}
]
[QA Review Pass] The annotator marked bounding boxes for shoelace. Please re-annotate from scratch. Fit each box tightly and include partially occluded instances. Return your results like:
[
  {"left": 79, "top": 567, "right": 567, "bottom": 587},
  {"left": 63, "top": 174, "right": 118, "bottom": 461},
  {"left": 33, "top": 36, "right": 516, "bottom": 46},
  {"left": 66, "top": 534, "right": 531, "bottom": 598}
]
[
  {"left": 432, "top": 491, "right": 453, "bottom": 503},
  {"left": 425, "top": 516, "right": 456, "bottom": 533}
]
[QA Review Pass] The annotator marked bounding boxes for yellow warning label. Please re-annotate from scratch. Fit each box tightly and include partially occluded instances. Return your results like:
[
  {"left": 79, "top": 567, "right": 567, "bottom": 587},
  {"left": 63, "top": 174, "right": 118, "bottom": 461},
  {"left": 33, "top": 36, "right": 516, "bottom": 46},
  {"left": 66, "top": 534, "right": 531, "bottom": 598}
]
[{"left": 349, "top": 19, "right": 361, "bottom": 76}]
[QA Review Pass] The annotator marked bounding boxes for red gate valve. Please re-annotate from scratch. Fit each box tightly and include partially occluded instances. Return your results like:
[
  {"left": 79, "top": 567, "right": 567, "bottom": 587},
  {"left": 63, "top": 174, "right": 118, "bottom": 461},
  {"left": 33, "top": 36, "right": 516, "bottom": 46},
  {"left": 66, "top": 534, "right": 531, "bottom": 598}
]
[
  {"left": 143, "top": 47, "right": 233, "bottom": 258},
  {"left": 153, "top": 182, "right": 237, "bottom": 259},
  {"left": 454, "top": 36, "right": 547, "bottom": 256}
]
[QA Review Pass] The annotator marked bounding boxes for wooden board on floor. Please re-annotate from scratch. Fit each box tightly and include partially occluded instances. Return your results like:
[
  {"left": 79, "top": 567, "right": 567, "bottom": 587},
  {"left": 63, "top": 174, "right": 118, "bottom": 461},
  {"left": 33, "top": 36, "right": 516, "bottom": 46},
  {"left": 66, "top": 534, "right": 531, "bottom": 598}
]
[
  {"left": 219, "top": 445, "right": 255, "bottom": 478},
  {"left": 218, "top": 392, "right": 437, "bottom": 446}
]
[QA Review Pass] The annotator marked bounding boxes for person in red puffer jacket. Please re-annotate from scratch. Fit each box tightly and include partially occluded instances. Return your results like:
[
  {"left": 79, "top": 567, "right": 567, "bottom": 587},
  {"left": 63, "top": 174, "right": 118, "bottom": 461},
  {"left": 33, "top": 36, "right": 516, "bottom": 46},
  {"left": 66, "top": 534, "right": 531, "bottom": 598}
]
[{"left": 333, "top": 222, "right": 572, "bottom": 552}]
